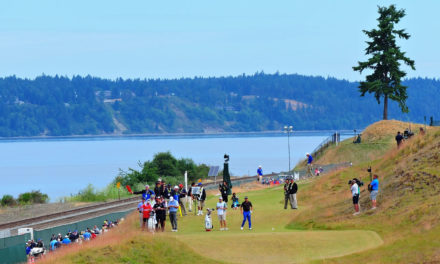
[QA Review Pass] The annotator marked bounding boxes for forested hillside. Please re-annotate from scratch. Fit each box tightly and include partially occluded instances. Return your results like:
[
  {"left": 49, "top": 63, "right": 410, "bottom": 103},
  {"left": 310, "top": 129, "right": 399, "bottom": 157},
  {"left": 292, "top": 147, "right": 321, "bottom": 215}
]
[{"left": 0, "top": 74, "right": 438, "bottom": 137}]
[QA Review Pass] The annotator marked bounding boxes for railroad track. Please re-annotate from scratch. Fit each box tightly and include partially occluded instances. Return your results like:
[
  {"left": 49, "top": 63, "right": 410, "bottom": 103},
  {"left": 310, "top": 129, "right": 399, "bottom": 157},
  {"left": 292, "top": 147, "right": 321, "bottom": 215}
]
[{"left": 0, "top": 174, "right": 277, "bottom": 232}]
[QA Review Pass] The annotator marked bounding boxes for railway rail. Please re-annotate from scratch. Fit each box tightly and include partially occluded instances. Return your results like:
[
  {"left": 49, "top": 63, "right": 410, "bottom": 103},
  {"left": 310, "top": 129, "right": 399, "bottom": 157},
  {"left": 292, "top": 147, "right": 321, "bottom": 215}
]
[{"left": 0, "top": 174, "right": 276, "bottom": 233}]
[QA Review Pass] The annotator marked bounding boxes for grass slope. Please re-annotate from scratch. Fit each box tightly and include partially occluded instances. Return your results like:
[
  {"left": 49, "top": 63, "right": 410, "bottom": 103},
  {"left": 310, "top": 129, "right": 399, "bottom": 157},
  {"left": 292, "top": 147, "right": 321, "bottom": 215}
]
[
  {"left": 42, "top": 120, "right": 439, "bottom": 263},
  {"left": 289, "top": 121, "right": 440, "bottom": 263}
]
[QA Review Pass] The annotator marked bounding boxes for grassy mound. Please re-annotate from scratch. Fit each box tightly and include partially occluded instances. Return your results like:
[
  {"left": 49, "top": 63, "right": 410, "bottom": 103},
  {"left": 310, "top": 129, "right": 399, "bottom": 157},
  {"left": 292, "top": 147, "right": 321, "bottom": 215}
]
[
  {"left": 315, "top": 120, "right": 424, "bottom": 166},
  {"left": 289, "top": 122, "right": 440, "bottom": 263}
]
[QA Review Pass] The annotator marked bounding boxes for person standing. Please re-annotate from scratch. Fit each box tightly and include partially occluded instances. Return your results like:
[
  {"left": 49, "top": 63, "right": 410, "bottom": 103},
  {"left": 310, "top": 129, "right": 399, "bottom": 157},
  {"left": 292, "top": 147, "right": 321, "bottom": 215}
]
[
  {"left": 369, "top": 175, "right": 379, "bottom": 210},
  {"left": 306, "top": 153, "right": 313, "bottom": 177},
  {"left": 137, "top": 197, "right": 145, "bottom": 228},
  {"left": 197, "top": 183, "right": 206, "bottom": 216},
  {"left": 168, "top": 197, "right": 179, "bottom": 231},
  {"left": 188, "top": 182, "right": 195, "bottom": 213},
  {"left": 216, "top": 197, "right": 228, "bottom": 231},
  {"left": 153, "top": 196, "right": 167, "bottom": 232},
  {"left": 219, "top": 181, "right": 229, "bottom": 204},
  {"left": 178, "top": 184, "right": 187, "bottom": 216},
  {"left": 350, "top": 180, "right": 360, "bottom": 215},
  {"left": 131, "top": 185, "right": 155, "bottom": 201},
  {"left": 395, "top": 131, "right": 404, "bottom": 148},
  {"left": 240, "top": 196, "right": 253, "bottom": 230},
  {"left": 257, "top": 166, "right": 263, "bottom": 182},
  {"left": 283, "top": 179, "right": 291, "bottom": 209},
  {"left": 290, "top": 178, "right": 298, "bottom": 209}
]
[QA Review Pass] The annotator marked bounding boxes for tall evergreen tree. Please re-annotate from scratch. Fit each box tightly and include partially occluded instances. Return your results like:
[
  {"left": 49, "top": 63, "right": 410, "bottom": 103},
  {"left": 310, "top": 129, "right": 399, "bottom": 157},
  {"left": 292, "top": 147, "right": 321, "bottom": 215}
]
[{"left": 353, "top": 5, "right": 415, "bottom": 120}]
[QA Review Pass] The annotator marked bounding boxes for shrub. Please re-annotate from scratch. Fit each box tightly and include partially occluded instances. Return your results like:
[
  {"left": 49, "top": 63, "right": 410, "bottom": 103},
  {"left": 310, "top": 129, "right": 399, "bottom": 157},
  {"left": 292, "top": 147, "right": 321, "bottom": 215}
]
[
  {"left": 17, "top": 190, "right": 49, "bottom": 205},
  {"left": 1, "top": 194, "right": 16, "bottom": 206}
]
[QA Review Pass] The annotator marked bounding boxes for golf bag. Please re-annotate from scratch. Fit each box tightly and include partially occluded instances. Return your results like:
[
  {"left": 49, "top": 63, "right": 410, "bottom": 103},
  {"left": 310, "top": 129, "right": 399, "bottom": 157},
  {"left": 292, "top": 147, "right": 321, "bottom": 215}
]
[
  {"left": 30, "top": 247, "right": 45, "bottom": 257},
  {"left": 205, "top": 208, "right": 214, "bottom": 231},
  {"left": 148, "top": 211, "right": 157, "bottom": 232}
]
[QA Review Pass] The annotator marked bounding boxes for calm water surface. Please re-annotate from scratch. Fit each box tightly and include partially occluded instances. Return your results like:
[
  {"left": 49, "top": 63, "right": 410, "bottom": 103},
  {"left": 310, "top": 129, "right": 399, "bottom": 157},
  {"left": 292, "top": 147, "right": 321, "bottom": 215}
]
[{"left": 0, "top": 134, "right": 331, "bottom": 200}]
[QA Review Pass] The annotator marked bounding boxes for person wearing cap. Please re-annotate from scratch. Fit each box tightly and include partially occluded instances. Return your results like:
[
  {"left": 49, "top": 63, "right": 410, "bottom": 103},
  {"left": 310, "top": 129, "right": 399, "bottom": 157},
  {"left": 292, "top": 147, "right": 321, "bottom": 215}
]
[
  {"left": 168, "top": 197, "right": 179, "bottom": 231},
  {"left": 216, "top": 197, "right": 228, "bottom": 231},
  {"left": 289, "top": 178, "right": 298, "bottom": 209},
  {"left": 131, "top": 184, "right": 155, "bottom": 201},
  {"left": 284, "top": 179, "right": 292, "bottom": 209},
  {"left": 188, "top": 182, "right": 196, "bottom": 212},
  {"left": 137, "top": 197, "right": 145, "bottom": 228},
  {"left": 178, "top": 184, "right": 188, "bottom": 216},
  {"left": 219, "top": 181, "right": 229, "bottom": 204},
  {"left": 306, "top": 153, "right": 313, "bottom": 178},
  {"left": 240, "top": 196, "right": 253, "bottom": 230},
  {"left": 197, "top": 182, "right": 207, "bottom": 216},
  {"left": 153, "top": 196, "right": 167, "bottom": 232},
  {"left": 257, "top": 165, "right": 263, "bottom": 182},
  {"left": 154, "top": 181, "right": 164, "bottom": 197}
]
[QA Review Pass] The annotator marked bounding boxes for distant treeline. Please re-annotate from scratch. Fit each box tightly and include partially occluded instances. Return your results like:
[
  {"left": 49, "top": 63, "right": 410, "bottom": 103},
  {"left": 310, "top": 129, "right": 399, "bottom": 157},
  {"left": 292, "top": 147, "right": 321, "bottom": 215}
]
[{"left": 0, "top": 73, "right": 439, "bottom": 137}]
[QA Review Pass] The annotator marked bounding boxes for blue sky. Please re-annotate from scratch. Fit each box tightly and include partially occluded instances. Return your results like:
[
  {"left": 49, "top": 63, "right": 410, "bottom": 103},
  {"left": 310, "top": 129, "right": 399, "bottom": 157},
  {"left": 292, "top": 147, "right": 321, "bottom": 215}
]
[{"left": 0, "top": 0, "right": 438, "bottom": 81}]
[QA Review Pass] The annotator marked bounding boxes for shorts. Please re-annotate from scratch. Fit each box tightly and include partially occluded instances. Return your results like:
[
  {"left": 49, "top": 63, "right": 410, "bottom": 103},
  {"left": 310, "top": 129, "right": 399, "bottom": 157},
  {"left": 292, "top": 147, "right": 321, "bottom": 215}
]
[
  {"left": 143, "top": 217, "right": 148, "bottom": 222},
  {"left": 352, "top": 194, "right": 359, "bottom": 204},
  {"left": 370, "top": 190, "right": 378, "bottom": 200},
  {"left": 218, "top": 214, "right": 226, "bottom": 221},
  {"left": 197, "top": 200, "right": 205, "bottom": 207}
]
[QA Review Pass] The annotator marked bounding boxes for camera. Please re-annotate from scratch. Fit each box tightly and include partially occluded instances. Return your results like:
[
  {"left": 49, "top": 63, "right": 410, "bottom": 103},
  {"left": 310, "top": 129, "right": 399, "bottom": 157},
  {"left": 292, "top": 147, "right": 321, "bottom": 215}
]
[{"left": 367, "top": 166, "right": 372, "bottom": 173}]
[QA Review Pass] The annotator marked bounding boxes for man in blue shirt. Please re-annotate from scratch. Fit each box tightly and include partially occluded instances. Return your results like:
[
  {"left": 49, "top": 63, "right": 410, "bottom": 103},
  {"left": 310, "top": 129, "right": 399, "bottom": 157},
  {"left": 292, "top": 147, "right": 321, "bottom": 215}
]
[
  {"left": 168, "top": 197, "right": 179, "bottom": 232},
  {"left": 62, "top": 236, "right": 71, "bottom": 245},
  {"left": 369, "top": 175, "right": 379, "bottom": 210},
  {"left": 306, "top": 153, "right": 313, "bottom": 177},
  {"left": 132, "top": 185, "right": 155, "bottom": 200},
  {"left": 257, "top": 166, "right": 263, "bottom": 182}
]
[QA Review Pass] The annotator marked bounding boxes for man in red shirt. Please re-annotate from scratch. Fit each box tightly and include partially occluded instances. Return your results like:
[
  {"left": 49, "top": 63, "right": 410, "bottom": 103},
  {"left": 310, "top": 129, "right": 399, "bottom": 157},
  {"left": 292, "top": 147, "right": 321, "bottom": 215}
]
[{"left": 141, "top": 200, "right": 153, "bottom": 231}]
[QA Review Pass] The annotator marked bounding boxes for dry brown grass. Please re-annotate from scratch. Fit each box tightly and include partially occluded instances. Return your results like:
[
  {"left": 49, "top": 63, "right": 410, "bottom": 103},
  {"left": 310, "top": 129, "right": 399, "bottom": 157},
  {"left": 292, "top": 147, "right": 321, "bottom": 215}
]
[
  {"left": 288, "top": 125, "right": 440, "bottom": 263},
  {"left": 39, "top": 211, "right": 140, "bottom": 264}
]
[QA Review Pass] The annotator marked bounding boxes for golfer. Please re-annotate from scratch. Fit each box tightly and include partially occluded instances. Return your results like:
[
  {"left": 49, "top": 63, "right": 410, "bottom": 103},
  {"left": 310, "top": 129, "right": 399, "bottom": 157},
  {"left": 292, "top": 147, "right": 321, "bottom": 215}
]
[
  {"left": 216, "top": 197, "right": 228, "bottom": 231},
  {"left": 240, "top": 196, "right": 253, "bottom": 230}
]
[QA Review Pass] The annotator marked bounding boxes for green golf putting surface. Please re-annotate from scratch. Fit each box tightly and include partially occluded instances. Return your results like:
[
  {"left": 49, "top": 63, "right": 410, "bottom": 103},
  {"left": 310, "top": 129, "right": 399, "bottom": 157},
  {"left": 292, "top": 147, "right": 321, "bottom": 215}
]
[{"left": 177, "top": 230, "right": 383, "bottom": 264}]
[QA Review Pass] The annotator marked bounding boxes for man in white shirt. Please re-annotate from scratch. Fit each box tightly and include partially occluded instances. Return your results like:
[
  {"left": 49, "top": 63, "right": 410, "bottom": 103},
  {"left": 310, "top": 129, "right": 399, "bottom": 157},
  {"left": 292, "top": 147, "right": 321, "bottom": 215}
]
[
  {"left": 350, "top": 180, "right": 360, "bottom": 215},
  {"left": 216, "top": 197, "right": 228, "bottom": 231}
]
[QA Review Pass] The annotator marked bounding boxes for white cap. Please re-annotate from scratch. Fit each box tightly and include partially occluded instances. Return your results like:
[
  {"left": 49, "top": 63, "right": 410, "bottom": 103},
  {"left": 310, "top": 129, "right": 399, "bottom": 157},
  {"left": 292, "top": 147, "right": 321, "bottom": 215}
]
[
  {"left": 170, "top": 197, "right": 174, "bottom": 202},
  {"left": 306, "top": 153, "right": 310, "bottom": 156},
  {"left": 174, "top": 185, "right": 178, "bottom": 189},
  {"left": 145, "top": 185, "right": 149, "bottom": 188},
  {"left": 259, "top": 165, "right": 262, "bottom": 168}
]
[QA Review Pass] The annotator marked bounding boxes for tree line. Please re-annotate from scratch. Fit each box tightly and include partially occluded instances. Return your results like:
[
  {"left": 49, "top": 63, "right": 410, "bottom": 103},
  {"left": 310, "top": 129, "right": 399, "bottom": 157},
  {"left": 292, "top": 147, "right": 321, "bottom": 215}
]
[{"left": 0, "top": 74, "right": 439, "bottom": 137}]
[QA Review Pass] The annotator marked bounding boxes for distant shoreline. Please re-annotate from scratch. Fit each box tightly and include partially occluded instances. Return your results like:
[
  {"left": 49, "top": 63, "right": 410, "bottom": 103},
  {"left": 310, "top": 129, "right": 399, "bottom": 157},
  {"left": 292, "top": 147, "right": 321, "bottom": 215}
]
[{"left": 0, "top": 129, "right": 359, "bottom": 142}]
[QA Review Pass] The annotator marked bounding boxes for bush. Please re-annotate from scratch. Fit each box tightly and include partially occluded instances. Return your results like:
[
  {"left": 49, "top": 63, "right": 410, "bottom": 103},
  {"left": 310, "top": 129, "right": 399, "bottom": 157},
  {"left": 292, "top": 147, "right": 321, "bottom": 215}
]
[
  {"left": 1, "top": 194, "right": 16, "bottom": 206},
  {"left": 17, "top": 190, "right": 49, "bottom": 205}
]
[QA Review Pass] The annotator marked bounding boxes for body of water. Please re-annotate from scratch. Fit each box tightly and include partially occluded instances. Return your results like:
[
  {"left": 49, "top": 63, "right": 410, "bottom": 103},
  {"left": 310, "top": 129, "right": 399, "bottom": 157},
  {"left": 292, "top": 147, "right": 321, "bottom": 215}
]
[{"left": 0, "top": 133, "right": 337, "bottom": 200}]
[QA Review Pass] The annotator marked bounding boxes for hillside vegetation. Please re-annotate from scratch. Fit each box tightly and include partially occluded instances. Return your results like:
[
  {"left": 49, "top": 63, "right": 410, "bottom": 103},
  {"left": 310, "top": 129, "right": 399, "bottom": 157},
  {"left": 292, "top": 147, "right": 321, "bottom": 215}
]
[
  {"left": 1, "top": 74, "right": 439, "bottom": 137},
  {"left": 40, "top": 121, "right": 440, "bottom": 263}
]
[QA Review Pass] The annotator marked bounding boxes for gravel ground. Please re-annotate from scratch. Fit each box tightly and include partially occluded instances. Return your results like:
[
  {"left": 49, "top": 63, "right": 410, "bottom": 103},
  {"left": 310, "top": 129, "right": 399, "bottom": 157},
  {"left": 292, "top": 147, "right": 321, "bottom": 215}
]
[{"left": 0, "top": 202, "right": 100, "bottom": 225}]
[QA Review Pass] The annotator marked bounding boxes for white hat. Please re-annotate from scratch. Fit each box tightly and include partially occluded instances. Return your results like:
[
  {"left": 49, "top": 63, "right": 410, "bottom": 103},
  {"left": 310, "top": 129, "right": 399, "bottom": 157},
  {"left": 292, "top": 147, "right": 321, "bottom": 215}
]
[
  {"left": 145, "top": 185, "right": 149, "bottom": 188},
  {"left": 169, "top": 197, "right": 174, "bottom": 202},
  {"left": 306, "top": 153, "right": 310, "bottom": 156},
  {"left": 258, "top": 165, "right": 262, "bottom": 168},
  {"left": 174, "top": 185, "right": 179, "bottom": 189}
]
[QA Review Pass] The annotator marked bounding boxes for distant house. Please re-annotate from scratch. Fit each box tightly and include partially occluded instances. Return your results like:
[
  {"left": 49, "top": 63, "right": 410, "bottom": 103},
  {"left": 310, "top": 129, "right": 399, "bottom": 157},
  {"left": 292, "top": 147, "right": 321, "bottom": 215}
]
[{"left": 103, "top": 98, "right": 122, "bottom": 104}]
